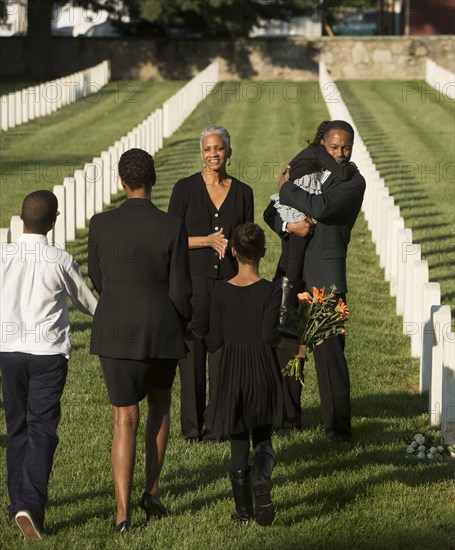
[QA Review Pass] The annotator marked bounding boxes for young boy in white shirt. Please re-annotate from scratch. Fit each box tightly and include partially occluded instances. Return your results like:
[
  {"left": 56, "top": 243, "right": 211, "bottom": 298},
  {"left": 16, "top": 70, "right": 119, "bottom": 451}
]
[{"left": 0, "top": 190, "right": 97, "bottom": 540}]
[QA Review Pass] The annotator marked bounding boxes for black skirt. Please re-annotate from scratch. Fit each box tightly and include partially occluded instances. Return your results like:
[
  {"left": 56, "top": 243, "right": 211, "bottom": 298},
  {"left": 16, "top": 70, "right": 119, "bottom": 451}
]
[
  {"left": 204, "top": 342, "right": 284, "bottom": 436},
  {"left": 100, "top": 356, "right": 177, "bottom": 407}
]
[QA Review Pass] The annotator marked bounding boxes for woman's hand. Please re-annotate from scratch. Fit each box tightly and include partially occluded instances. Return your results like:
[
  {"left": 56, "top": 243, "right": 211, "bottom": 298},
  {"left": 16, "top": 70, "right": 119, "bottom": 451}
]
[{"left": 207, "top": 228, "right": 228, "bottom": 258}]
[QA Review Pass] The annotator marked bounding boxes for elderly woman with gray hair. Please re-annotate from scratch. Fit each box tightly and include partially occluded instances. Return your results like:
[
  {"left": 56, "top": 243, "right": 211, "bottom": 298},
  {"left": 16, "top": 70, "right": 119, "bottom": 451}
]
[{"left": 168, "top": 125, "right": 254, "bottom": 443}]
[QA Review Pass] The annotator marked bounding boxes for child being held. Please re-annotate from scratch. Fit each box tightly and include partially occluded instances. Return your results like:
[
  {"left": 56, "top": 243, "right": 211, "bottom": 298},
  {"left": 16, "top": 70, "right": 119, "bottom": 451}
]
[
  {"left": 270, "top": 120, "right": 358, "bottom": 335},
  {"left": 203, "top": 222, "right": 306, "bottom": 526}
]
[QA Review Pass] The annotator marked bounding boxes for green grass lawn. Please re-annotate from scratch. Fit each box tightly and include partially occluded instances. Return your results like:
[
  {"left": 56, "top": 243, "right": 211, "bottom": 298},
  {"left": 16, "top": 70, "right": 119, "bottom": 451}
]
[
  {"left": 337, "top": 80, "right": 455, "bottom": 310},
  {"left": 0, "top": 80, "right": 184, "bottom": 226},
  {"left": 1, "top": 82, "right": 454, "bottom": 549}
]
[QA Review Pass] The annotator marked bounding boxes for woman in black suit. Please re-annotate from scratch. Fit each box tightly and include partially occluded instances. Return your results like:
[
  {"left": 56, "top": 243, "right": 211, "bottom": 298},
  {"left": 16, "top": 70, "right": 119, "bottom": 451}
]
[
  {"left": 88, "top": 148, "right": 192, "bottom": 531},
  {"left": 168, "top": 126, "right": 254, "bottom": 442}
]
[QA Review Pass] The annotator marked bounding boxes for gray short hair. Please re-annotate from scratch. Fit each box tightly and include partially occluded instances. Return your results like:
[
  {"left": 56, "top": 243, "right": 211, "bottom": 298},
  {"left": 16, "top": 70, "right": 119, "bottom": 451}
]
[{"left": 199, "top": 125, "right": 231, "bottom": 151}]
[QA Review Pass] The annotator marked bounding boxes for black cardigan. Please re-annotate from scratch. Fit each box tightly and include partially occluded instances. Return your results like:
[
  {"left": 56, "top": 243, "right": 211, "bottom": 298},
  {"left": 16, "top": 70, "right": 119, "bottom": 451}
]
[{"left": 168, "top": 172, "right": 254, "bottom": 279}]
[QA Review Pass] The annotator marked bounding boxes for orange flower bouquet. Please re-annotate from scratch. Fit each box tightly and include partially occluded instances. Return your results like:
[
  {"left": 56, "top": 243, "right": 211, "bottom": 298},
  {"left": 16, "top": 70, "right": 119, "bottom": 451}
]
[{"left": 281, "top": 285, "right": 350, "bottom": 384}]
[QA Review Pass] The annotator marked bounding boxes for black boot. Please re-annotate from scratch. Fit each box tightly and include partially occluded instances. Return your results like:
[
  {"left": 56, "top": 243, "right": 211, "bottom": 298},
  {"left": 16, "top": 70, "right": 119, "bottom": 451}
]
[
  {"left": 279, "top": 277, "right": 303, "bottom": 339},
  {"left": 252, "top": 443, "right": 276, "bottom": 526},
  {"left": 229, "top": 469, "right": 253, "bottom": 525}
]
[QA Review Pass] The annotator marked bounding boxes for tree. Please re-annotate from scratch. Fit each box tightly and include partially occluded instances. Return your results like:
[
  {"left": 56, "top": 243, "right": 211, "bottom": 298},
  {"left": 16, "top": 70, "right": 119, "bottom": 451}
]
[
  {"left": 1, "top": 0, "right": 350, "bottom": 80},
  {"left": 137, "top": 0, "right": 319, "bottom": 37},
  {"left": 0, "top": 0, "right": 128, "bottom": 79}
]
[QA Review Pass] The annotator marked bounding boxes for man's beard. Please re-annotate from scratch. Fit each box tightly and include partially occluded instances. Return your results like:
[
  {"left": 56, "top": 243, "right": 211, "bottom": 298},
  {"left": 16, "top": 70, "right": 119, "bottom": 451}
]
[{"left": 334, "top": 157, "right": 346, "bottom": 164}]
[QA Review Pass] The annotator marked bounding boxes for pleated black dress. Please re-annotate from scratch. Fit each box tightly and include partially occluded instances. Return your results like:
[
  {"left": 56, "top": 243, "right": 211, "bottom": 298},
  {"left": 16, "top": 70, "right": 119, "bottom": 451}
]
[{"left": 204, "top": 279, "right": 284, "bottom": 436}]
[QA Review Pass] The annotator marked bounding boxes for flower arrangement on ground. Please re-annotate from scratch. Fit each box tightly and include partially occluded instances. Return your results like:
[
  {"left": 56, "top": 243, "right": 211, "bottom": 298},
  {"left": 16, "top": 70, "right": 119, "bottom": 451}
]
[
  {"left": 281, "top": 285, "right": 350, "bottom": 384},
  {"left": 405, "top": 433, "right": 455, "bottom": 462}
]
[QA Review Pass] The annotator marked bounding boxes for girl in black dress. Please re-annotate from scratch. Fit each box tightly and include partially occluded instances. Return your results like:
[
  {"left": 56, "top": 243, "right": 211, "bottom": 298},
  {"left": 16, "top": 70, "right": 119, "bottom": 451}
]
[{"left": 204, "top": 223, "right": 306, "bottom": 526}]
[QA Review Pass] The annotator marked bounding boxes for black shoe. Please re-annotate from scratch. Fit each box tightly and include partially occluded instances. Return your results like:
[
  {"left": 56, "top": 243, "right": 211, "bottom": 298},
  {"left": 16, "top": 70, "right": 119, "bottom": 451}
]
[
  {"left": 253, "top": 478, "right": 274, "bottom": 527},
  {"left": 115, "top": 520, "right": 129, "bottom": 533},
  {"left": 140, "top": 492, "right": 168, "bottom": 520},
  {"left": 252, "top": 444, "right": 276, "bottom": 527},
  {"left": 229, "top": 469, "right": 253, "bottom": 525}
]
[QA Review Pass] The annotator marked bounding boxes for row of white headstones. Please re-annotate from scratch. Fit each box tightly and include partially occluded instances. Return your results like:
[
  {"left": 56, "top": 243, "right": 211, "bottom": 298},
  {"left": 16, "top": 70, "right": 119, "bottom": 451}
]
[
  {"left": 319, "top": 60, "right": 455, "bottom": 446},
  {"left": 0, "top": 60, "right": 111, "bottom": 132},
  {"left": 0, "top": 60, "right": 220, "bottom": 248}
]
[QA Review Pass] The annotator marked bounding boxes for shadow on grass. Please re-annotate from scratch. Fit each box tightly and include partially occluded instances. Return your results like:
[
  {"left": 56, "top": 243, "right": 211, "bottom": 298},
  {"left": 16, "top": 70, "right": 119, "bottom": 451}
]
[
  {"left": 275, "top": 436, "right": 453, "bottom": 526},
  {"left": 69, "top": 320, "right": 93, "bottom": 333},
  {"left": 277, "top": 455, "right": 452, "bottom": 527},
  {"left": 294, "top": 391, "right": 428, "bottom": 435},
  {"left": 271, "top": 386, "right": 453, "bottom": 525},
  {"left": 48, "top": 489, "right": 113, "bottom": 533},
  {"left": 166, "top": 455, "right": 229, "bottom": 499},
  {"left": 352, "top": 391, "right": 427, "bottom": 419}
]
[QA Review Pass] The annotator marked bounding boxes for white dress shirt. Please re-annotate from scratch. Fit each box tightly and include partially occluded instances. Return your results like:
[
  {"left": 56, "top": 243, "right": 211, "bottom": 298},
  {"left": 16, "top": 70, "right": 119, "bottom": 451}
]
[{"left": 0, "top": 233, "right": 97, "bottom": 357}]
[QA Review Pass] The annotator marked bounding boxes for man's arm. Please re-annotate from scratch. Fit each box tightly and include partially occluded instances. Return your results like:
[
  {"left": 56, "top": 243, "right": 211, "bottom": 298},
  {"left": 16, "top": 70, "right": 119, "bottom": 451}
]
[
  {"left": 279, "top": 173, "right": 365, "bottom": 222},
  {"left": 263, "top": 200, "right": 314, "bottom": 238}
]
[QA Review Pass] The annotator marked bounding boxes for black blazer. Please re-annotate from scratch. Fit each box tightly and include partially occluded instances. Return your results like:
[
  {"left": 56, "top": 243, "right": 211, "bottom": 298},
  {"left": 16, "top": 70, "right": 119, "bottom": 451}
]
[
  {"left": 88, "top": 198, "right": 192, "bottom": 360},
  {"left": 265, "top": 170, "right": 365, "bottom": 293}
]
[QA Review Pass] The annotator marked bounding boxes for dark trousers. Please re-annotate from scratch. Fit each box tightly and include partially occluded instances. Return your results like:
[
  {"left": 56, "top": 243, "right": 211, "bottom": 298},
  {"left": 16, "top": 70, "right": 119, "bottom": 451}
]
[
  {"left": 282, "top": 233, "right": 310, "bottom": 281},
  {"left": 313, "top": 333, "right": 351, "bottom": 439},
  {"left": 0, "top": 352, "right": 68, "bottom": 529},
  {"left": 277, "top": 313, "right": 352, "bottom": 440},
  {"left": 275, "top": 345, "right": 304, "bottom": 432},
  {"left": 178, "top": 274, "right": 221, "bottom": 440},
  {"left": 178, "top": 338, "right": 221, "bottom": 440}
]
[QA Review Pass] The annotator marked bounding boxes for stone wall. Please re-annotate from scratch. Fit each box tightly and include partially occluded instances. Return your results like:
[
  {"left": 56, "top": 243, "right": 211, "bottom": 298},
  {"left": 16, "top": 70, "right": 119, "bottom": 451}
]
[{"left": 1, "top": 36, "right": 453, "bottom": 82}]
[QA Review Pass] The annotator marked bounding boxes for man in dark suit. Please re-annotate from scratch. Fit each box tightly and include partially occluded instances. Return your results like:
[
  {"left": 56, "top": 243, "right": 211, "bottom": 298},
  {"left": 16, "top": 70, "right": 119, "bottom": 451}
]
[
  {"left": 265, "top": 120, "right": 366, "bottom": 443},
  {"left": 88, "top": 148, "right": 192, "bottom": 530}
]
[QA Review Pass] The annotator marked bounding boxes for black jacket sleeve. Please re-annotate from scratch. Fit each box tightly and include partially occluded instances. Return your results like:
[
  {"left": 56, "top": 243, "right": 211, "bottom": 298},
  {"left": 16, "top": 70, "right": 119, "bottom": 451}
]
[
  {"left": 279, "top": 173, "right": 366, "bottom": 223},
  {"left": 167, "top": 180, "right": 186, "bottom": 220},
  {"left": 87, "top": 215, "right": 102, "bottom": 294},
  {"left": 289, "top": 145, "right": 357, "bottom": 182},
  {"left": 263, "top": 200, "right": 287, "bottom": 237},
  {"left": 169, "top": 221, "right": 193, "bottom": 322}
]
